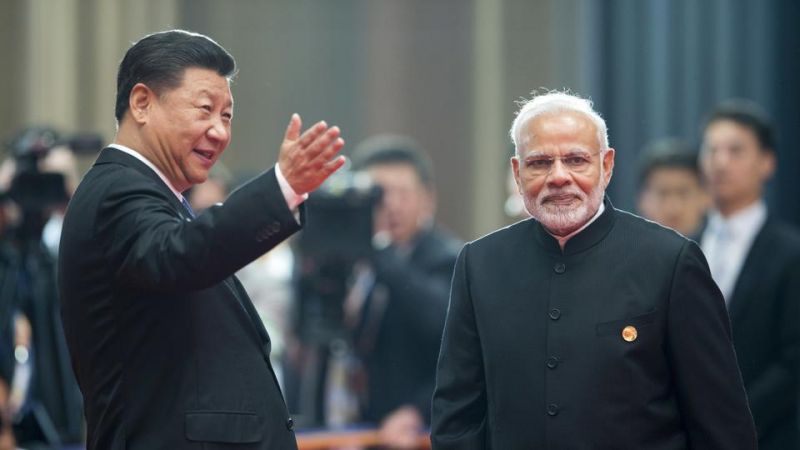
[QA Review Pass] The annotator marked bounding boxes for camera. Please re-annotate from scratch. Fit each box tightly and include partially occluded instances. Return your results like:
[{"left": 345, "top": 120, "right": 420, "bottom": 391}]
[
  {"left": 293, "top": 168, "right": 382, "bottom": 344},
  {"left": 6, "top": 126, "right": 102, "bottom": 218}
]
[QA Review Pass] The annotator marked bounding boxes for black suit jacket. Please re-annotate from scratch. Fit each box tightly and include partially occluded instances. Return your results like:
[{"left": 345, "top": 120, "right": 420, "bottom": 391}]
[
  {"left": 360, "top": 227, "right": 461, "bottom": 423},
  {"left": 432, "top": 198, "right": 757, "bottom": 450},
  {"left": 700, "top": 216, "right": 800, "bottom": 450},
  {"left": 59, "top": 148, "right": 301, "bottom": 450}
]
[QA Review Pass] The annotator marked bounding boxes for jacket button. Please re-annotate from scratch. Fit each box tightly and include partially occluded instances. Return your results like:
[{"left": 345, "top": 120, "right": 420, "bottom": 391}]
[
  {"left": 547, "top": 403, "right": 559, "bottom": 416},
  {"left": 553, "top": 262, "right": 566, "bottom": 274},
  {"left": 271, "top": 222, "right": 281, "bottom": 232},
  {"left": 549, "top": 308, "right": 561, "bottom": 320},
  {"left": 286, "top": 417, "right": 294, "bottom": 430},
  {"left": 546, "top": 356, "right": 559, "bottom": 369}
]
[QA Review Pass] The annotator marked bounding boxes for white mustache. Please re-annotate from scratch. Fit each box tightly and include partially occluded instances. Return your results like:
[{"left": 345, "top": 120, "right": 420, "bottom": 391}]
[{"left": 540, "top": 190, "right": 585, "bottom": 204}]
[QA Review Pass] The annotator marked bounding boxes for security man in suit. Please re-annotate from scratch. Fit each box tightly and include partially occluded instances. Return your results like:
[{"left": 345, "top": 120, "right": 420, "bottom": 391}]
[
  {"left": 699, "top": 100, "right": 800, "bottom": 450},
  {"left": 58, "top": 30, "right": 345, "bottom": 449},
  {"left": 431, "top": 91, "right": 757, "bottom": 449}
]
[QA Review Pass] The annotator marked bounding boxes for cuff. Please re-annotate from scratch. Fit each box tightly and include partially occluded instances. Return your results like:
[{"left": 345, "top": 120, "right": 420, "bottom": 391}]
[{"left": 275, "top": 163, "right": 308, "bottom": 212}]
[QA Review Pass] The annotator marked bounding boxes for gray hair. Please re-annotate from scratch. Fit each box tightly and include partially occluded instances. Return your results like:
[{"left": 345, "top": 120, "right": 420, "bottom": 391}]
[{"left": 509, "top": 91, "right": 609, "bottom": 155}]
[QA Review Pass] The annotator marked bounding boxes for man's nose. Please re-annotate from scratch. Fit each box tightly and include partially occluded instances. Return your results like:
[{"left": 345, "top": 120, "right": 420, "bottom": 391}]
[
  {"left": 546, "top": 159, "right": 572, "bottom": 186},
  {"left": 709, "top": 148, "right": 732, "bottom": 167},
  {"left": 207, "top": 119, "right": 230, "bottom": 143}
]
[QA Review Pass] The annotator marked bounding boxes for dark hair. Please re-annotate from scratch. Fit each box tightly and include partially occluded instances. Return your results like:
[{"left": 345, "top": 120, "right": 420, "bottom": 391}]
[
  {"left": 115, "top": 29, "right": 236, "bottom": 122},
  {"left": 637, "top": 138, "right": 702, "bottom": 190},
  {"left": 702, "top": 99, "right": 775, "bottom": 152},
  {"left": 351, "top": 135, "right": 434, "bottom": 189}
]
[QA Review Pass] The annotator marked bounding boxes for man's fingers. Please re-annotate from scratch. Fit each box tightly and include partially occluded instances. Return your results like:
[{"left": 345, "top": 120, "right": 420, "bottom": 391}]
[
  {"left": 303, "top": 126, "right": 341, "bottom": 160},
  {"left": 297, "top": 120, "right": 327, "bottom": 148},
  {"left": 322, "top": 153, "right": 346, "bottom": 175},
  {"left": 280, "top": 119, "right": 345, "bottom": 194},
  {"left": 284, "top": 113, "right": 301, "bottom": 141}
]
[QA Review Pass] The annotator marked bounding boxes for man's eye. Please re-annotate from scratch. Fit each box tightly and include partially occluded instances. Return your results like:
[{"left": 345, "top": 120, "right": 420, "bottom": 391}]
[
  {"left": 565, "top": 156, "right": 589, "bottom": 166},
  {"left": 528, "top": 159, "right": 551, "bottom": 168},
  {"left": 200, "top": 105, "right": 212, "bottom": 112}
]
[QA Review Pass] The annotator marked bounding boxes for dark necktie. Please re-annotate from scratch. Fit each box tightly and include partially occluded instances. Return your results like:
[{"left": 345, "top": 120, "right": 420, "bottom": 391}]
[{"left": 180, "top": 196, "right": 196, "bottom": 218}]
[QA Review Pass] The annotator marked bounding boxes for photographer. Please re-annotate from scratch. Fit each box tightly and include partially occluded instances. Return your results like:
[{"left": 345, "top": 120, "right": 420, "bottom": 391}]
[
  {"left": 0, "top": 127, "right": 93, "bottom": 448},
  {"left": 350, "top": 136, "right": 461, "bottom": 449}
]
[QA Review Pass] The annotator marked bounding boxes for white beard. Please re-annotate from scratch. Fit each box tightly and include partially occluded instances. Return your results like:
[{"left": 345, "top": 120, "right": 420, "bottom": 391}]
[{"left": 525, "top": 177, "right": 605, "bottom": 237}]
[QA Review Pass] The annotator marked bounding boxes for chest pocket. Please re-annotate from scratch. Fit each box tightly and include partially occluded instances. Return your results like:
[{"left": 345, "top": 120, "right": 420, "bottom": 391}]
[{"left": 595, "top": 309, "right": 658, "bottom": 337}]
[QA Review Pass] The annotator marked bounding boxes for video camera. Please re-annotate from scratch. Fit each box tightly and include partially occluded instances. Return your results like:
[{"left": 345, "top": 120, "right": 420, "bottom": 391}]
[
  {"left": 6, "top": 126, "right": 102, "bottom": 216},
  {"left": 294, "top": 168, "right": 383, "bottom": 343}
]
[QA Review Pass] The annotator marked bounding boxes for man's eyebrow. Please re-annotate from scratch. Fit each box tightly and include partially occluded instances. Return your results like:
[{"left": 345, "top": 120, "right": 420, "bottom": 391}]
[
  {"left": 197, "top": 89, "right": 233, "bottom": 108},
  {"left": 522, "top": 151, "right": 551, "bottom": 159}
]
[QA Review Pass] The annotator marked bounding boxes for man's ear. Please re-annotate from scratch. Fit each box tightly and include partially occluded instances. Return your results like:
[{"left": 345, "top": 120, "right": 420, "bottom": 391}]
[
  {"left": 128, "top": 83, "right": 155, "bottom": 124},
  {"left": 511, "top": 156, "right": 523, "bottom": 194},
  {"left": 759, "top": 149, "right": 776, "bottom": 182},
  {"left": 602, "top": 148, "right": 615, "bottom": 188}
]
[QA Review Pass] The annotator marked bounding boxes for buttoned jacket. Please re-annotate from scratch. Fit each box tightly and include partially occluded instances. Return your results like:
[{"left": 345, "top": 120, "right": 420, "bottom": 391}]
[
  {"left": 59, "top": 148, "right": 300, "bottom": 450},
  {"left": 432, "top": 198, "right": 757, "bottom": 450}
]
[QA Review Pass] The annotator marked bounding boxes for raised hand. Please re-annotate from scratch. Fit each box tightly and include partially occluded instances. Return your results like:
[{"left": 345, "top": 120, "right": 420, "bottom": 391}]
[{"left": 278, "top": 113, "right": 346, "bottom": 195}]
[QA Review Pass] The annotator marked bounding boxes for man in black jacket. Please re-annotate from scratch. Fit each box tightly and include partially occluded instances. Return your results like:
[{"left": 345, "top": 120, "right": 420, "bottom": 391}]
[
  {"left": 59, "top": 30, "right": 345, "bottom": 449},
  {"left": 431, "top": 91, "right": 757, "bottom": 449},
  {"left": 699, "top": 100, "right": 800, "bottom": 450}
]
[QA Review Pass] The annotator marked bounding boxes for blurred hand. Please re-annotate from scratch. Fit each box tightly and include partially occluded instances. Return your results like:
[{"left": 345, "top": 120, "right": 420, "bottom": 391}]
[
  {"left": 278, "top": 113, "right": 346, "bottom": 195},
  {"left": 0, "top": 380, "right": 15, "bottom": 450},
  {"left": 379, "top": 405, "right": 424, "bottom": 449}
]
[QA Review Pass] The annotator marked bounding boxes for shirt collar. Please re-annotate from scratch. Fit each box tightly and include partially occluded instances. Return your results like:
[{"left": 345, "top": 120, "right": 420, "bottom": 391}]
[
  {"left": 108, "top": 143, "right": 184, "bottom": 200},
  {"left": 707, "top": 200, "right": 767, "bottom": 239}
]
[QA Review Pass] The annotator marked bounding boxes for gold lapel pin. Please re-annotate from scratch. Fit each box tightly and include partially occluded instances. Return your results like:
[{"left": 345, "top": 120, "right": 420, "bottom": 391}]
[{"left": 622, "top": 325, "right": 638, "bottom": 342}]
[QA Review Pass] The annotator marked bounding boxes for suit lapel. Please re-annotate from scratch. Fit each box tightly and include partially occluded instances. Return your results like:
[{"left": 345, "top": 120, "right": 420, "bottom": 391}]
[
  {"left": 727, "top": 219, "right": 772, "bottom": 323},
  {"left": 226, "top": 276, "right": 272, "bottom": 347},
  {"left": 96, "top": 147, "right": 273, "bottom": 349}
]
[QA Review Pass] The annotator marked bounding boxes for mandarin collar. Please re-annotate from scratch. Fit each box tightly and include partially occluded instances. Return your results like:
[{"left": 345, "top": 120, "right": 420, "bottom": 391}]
[{"left": 533, "top": 196, "right": 616, "bottom": 256}]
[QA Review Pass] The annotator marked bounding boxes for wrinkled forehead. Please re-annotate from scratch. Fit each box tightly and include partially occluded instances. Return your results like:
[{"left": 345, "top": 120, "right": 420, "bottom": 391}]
[{"left": 519, "top": 111, "right": 602, "bottom": 154}]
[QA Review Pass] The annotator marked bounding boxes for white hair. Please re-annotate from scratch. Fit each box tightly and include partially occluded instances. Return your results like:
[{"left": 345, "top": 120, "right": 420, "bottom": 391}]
[{"left": 509, "top": 90, "right": 609, "bottom": 155}]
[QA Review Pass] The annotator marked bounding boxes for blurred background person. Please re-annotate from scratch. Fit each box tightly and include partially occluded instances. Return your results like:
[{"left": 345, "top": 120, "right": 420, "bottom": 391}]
[
  {"left": 699, "top": 100, "right": 800, "bottom": 450},
  {"left": 39, "top": 146, "right": 81, "bottom": 259},
  {"left": 636, "top": 138, "right": 709, "bottom": 236},
  {"left": 0, "top": 127, "right": 93, "bottom": 449},
  {"left": 350, "top": 136, "right": 461, "bottom": 449},
  {"left": 286, "top": 136, "right": 461, "bottom": 448}
]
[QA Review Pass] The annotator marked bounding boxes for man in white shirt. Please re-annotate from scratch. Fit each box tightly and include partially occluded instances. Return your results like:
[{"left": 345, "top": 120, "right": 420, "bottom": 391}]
[{"left": 699, "top": 99, "right": 800, "bottom": 450}]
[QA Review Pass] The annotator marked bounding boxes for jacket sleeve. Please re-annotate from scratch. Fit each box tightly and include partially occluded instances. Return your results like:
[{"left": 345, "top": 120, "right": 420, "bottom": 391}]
[
  {"left": 371, "top": 241, "right": 457, "bottom": 348},
  {"left": 666, "top": 240, "right": 758, "bottom": 449},
  {"left": 98, "top": 166, "right": 301, "bottom": 292},
  {"left": 430, "top": 244, "right": 488, "bottom": 450}
]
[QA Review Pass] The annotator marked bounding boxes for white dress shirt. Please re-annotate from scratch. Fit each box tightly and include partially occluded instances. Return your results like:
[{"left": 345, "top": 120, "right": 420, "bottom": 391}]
[{"left": 700, "top": 200, "right": 766, "bottom": 302}]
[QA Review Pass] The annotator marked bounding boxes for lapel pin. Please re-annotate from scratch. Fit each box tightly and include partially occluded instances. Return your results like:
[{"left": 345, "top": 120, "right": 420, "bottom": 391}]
[{"left": 622, "top": 325, "right": 638, "bottom": 342}]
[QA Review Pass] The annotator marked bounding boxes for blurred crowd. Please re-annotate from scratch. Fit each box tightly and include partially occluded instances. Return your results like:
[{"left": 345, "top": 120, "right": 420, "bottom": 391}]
[{"left": 0, "top": 96, "right": 797, "bottom": 449}]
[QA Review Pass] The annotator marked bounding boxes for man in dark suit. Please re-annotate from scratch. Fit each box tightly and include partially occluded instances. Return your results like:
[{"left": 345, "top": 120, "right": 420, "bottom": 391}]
[
  {"left": 699, "top": 100, "right": 800, "bottom": 450},
  {"left": 350, "top": 137, "right": 461, "bottom": 448},
  {"left": 58, "top": 30, "right": 345, "bottom": 450},
  {"left": 431, "top": 91, "right": 757, "bottom": 449}
]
